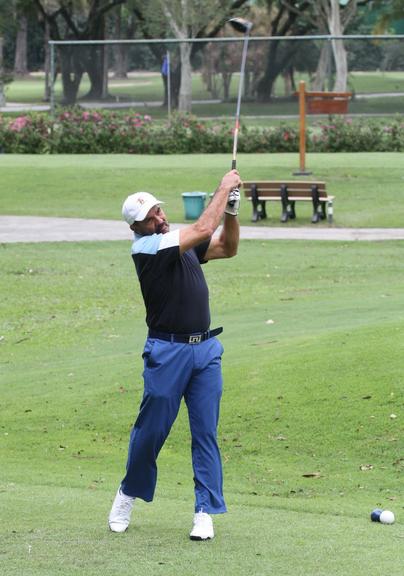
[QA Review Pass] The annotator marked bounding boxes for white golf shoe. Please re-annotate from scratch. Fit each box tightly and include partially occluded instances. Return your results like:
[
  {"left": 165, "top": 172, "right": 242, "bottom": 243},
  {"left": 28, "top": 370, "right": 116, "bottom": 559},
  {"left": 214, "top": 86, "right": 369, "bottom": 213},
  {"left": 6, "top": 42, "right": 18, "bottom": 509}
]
[
  {"left": 189, "top": 511, "right": 214, "bottom": 541},
  {"left": 108, "top": 488, "right": 135, "bottom": 533}
]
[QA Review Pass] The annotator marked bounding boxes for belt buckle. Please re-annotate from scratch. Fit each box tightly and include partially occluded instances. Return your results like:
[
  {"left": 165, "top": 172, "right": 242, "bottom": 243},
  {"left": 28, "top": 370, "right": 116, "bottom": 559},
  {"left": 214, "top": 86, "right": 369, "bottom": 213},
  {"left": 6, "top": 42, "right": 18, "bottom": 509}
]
[{"left": 188, "top": 334, "right": 202, "bottom": 344}]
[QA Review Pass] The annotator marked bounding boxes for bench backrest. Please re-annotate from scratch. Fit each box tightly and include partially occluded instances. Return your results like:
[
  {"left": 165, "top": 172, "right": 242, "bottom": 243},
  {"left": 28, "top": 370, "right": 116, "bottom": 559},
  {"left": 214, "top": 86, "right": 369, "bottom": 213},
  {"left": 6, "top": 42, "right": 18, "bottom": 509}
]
[{"left": 243, "top": 181, "right": 327, "bottom": 199}]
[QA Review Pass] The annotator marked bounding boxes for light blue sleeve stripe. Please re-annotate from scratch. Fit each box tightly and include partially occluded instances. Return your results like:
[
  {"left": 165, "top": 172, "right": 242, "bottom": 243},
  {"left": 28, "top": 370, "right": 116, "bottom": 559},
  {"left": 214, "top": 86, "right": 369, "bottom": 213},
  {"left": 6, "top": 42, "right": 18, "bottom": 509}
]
[
  {"left": 132, "top": 234, "right": 161, "bottom": 255},
  {"left": 132, "top": 230, "right": 179, "bottom": 255}
]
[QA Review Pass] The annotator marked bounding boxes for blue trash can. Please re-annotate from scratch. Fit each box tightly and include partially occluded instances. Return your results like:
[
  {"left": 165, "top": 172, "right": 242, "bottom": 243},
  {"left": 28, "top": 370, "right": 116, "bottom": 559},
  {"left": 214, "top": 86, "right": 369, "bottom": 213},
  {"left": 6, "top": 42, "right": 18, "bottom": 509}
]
[{"left": 182, "top": 192, "right": 207, "bottom": 220}]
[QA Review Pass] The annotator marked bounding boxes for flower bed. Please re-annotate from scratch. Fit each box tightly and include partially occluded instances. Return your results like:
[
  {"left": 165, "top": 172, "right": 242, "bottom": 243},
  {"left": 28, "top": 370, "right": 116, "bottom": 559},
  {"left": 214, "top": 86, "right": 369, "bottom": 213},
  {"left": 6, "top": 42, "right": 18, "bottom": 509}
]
[{"left": 0, "top": 109, "right": 403, "bottom": 154}]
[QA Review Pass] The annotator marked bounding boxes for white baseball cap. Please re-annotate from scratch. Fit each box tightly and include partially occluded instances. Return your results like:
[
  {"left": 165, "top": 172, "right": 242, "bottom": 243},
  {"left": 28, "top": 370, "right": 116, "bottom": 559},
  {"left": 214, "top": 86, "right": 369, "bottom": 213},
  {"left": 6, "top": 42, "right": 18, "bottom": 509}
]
[{"left": 122, "top": 191, "right": 164, "bottom": 225}]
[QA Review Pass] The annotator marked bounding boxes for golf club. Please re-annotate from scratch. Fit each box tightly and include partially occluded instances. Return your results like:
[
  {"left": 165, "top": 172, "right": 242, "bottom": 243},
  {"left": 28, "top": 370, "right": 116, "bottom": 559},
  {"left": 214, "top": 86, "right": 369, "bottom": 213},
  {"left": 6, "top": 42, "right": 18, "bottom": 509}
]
[
  {"left": 226, "top": 17, "right": 253, "bottom": 208},
  {"left": 228, "top": 17, "right": 253, "bottom": 171}
]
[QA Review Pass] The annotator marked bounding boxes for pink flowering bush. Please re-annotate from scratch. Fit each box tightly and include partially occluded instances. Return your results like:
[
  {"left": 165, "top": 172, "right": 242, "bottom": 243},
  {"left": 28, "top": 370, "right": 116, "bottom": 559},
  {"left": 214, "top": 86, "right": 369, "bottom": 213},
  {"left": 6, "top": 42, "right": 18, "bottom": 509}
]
[
  {"left": 0, "top": 109, "right": 403, "bottom": 154},
  {"left": 9, "top": 116, "right": 31, "bottom": 132},
  {"left": 52, "top": 109, "right": 158, "bottom": 153},
  {"left": 0, "top": 114, "right": 51, "bottom": 153}
]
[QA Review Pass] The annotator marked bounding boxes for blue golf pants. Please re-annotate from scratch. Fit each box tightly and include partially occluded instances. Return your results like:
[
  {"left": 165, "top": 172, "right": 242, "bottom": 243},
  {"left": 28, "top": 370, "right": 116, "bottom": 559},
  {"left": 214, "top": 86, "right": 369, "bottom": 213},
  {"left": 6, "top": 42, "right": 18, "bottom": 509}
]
[{"left": 120, "top": 336, "right": 227, "bottom": 514}]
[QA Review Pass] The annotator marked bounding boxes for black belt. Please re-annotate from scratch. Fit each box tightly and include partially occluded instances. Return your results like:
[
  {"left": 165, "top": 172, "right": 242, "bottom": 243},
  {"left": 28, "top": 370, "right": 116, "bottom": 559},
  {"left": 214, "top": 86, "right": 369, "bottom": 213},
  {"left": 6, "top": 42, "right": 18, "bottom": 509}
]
[{"left": 148, "top": 327, "right": 223, "bottom": 344}]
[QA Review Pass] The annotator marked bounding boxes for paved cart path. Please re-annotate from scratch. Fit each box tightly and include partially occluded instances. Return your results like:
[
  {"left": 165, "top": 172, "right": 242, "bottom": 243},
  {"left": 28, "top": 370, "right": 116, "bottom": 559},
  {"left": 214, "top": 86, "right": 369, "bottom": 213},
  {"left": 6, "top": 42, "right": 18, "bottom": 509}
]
[{"left": 1, "top": 216, "right": 404, "bottom": 243}]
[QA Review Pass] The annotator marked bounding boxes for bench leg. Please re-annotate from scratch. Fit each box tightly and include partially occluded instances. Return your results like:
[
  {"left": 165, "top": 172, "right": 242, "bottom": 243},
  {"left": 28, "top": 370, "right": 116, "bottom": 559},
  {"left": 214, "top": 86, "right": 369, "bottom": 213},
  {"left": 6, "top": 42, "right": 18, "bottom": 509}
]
[
  {"left": 311, "top": 184, "right": 320, "bottom": 224},
  {"left": 280, "top": 184, "right": 289, "bottom": 223},
  {"left": 251, "top": 184, "right": 261, "bottom": 222},
  {"left": 327, "top": 199, "right": 333, "bottom": 223},
  {"left": 251, "top": 183, "right": 259, "bottom": 222},
  {"left": 320, "top": 201, "right": 326, "bottom": 220},
  {"left": 251, "top": 200, "right": 267, "bottom": 222},
  {"left": 287, "top": 201, "right": 296, "bottom": 220}
]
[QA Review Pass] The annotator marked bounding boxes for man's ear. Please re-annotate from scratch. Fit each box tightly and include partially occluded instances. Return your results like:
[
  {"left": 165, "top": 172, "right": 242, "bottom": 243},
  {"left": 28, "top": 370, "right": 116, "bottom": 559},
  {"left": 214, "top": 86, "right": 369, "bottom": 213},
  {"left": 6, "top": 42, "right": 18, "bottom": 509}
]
[{"left": 130, "top": 223, "right": 137, "bottom": 233}]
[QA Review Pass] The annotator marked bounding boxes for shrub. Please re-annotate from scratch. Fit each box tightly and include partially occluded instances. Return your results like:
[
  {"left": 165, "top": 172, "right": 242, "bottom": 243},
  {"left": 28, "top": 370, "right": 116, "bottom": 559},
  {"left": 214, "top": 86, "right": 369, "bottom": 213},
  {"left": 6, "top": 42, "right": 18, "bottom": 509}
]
[
  {"left": 309, "top": 117, "right": 404, "bottom": 153},
  {"left": 238, "top": 124, "right": 299, "bottom": 153},
  {"left": 0, "top": 114, "right": 51, "bottom": 153},
  {"left": 0, "top": 109, "right": 403, "bottom": 154}
]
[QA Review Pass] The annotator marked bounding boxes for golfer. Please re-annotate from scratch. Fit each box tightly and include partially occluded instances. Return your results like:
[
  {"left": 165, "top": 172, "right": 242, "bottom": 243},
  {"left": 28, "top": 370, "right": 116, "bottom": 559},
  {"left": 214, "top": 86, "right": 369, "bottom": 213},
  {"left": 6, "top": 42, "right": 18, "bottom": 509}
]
[{"left": 108, "top": 169, "right": 242, "bottom": 540}]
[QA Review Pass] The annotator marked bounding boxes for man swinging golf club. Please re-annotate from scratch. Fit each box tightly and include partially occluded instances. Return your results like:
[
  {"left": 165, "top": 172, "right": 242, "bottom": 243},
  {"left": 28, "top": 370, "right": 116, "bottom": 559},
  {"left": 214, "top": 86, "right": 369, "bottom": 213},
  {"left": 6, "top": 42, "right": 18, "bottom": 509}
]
[
  {"left": 108, "top": 169, "right": 241, "bottom": 540},
  {"left": 109, "top": 16, "right": 251, "bottom": 541}
]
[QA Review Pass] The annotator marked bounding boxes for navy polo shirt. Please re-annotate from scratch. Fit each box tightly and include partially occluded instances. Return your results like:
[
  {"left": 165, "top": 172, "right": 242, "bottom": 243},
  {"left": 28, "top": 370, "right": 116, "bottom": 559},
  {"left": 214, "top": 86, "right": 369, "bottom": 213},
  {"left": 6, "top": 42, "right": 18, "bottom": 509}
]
[{"left": 131, "top": 229, "right": 211, "bottom": 334}]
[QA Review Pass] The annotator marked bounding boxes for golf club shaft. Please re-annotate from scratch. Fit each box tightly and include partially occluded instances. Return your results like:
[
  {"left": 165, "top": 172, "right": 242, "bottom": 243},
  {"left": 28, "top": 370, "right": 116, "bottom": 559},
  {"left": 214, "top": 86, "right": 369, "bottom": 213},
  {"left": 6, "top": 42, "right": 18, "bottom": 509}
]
[{"left": 232, "top": 29, "right": 251, "bottom": 170}]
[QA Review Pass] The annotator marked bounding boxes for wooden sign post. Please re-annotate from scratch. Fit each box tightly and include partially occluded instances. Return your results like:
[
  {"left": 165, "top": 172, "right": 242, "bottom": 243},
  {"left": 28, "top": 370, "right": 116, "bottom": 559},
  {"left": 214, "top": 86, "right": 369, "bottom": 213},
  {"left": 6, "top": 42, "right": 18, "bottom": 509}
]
[
  {"left": 294, "top": 80, "right": 352, "bottom": 175},
  {"left": 294, "top": 81, "right": 311, "bottom": 175}
]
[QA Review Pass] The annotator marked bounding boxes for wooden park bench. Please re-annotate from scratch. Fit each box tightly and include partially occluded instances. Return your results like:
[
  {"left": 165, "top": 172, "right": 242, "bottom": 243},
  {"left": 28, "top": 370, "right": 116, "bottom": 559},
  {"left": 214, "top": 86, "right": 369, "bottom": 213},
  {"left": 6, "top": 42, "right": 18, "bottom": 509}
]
[{"left": 243, "top": 180, "right": 334, "bottom": 223}]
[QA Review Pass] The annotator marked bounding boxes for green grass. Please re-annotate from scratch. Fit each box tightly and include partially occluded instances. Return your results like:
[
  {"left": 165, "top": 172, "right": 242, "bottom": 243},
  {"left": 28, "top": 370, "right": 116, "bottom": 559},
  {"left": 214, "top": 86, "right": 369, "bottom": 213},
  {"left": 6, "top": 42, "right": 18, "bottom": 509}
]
[
  {"left": 1, "top": 153, "right": 404, "bottom": 227},
  {"left": 3, "top": 71, "right": 404, "bottom": 118},
  {"left": 1, "top": 239, "right": 404, "bottom": 575},
  {"left": 1, "top": 152, "right": 404, "bottom": 573},
  {"left": 347, "top": 71, "right": 404, "bottom": 93}
]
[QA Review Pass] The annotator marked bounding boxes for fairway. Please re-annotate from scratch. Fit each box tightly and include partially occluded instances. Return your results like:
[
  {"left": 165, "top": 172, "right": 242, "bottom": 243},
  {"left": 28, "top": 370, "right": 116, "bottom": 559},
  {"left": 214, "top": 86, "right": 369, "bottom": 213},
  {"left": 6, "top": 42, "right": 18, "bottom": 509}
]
[
  {"left": 2, "top": 3, "right": 404, "bottom": 570},
  {"left": 1, "top": 237, "right": 403, "bottom": 575},
  {"left": 1, "top": 153, "right": 404, "bottom": 228}
]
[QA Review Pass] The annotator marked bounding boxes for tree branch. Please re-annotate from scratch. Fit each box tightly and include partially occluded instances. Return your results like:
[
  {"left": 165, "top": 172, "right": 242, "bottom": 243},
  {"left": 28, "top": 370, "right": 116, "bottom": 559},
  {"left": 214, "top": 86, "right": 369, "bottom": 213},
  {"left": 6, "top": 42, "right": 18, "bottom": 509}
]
[
  {"left": 280, "top": 0, "right": 318, "bottom": 29},
  {"left": 159, "top": 1, "right": 184, "bottom": 38},
  {"left": 92, "top": 0, "right": 127, "bottom": 21}
]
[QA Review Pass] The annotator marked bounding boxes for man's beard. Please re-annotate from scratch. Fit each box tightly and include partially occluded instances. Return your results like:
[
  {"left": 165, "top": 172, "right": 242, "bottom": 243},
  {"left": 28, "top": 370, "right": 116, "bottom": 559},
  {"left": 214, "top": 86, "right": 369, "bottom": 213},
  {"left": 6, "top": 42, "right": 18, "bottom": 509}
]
[{"left": 157, "top": 221, "right": 169, "bottom": 234}]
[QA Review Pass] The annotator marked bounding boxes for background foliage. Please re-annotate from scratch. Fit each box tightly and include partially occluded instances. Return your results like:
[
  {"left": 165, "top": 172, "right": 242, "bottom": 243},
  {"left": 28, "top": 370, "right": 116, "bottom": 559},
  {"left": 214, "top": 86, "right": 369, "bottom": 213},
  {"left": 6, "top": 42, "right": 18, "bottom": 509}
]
[{"left": 1, "top": 110, "right": 404, "bottom": 153}]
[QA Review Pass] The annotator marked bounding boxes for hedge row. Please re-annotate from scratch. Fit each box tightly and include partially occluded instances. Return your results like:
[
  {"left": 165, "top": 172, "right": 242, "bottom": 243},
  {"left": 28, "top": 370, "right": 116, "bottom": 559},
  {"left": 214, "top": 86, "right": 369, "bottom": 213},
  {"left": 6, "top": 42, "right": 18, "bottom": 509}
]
[{"left": 0, "top": 109, "right": 403, "bottom": 154}]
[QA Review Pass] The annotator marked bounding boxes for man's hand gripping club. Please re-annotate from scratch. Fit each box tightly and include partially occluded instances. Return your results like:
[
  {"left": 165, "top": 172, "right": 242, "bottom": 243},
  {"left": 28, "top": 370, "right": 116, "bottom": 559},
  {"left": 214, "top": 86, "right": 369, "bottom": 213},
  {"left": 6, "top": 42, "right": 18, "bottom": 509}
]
[{"left": 224, "top": 188, "right": 240, "bottom": 216}]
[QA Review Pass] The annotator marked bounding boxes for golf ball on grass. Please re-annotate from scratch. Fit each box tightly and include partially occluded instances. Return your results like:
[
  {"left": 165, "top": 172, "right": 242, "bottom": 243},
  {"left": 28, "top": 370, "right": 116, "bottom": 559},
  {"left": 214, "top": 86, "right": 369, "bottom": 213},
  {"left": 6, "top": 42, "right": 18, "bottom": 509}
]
[
  {"left": 370, "top": 509, "right": 395, "bottom": 524},
  {"left": 380, "top": 510, "right": 395, "bottom": 524}
]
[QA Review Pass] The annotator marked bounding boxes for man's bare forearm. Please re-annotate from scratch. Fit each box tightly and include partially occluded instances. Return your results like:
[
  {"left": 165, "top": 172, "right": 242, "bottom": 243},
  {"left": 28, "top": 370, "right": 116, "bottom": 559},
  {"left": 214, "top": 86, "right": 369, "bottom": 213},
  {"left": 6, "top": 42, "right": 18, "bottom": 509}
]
[
  {"left": 179, "top": 170, "right": 241, "bottom": 255},
  {"left": 195, "top": 171, "right": 240, "bottom": 237},
  {"left": 218, "top": 213, "right": 239, "bottom": 257}
]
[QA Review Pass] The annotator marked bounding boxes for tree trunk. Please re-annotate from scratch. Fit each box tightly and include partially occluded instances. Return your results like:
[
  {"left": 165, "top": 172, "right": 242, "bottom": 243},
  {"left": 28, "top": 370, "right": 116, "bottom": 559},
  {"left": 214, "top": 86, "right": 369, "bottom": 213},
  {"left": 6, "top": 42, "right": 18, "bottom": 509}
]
[
  {"left": 258, "top": 40, "right": 301, "bottom": 102},
  {"left": 331, "top": 39, "right": 348, "bottom": 91},
  {"left": 328, "top": 0, "right": 348, "bottom": 91},
  {"left": 222, "top": 71, "right": 232, "bottom": 101},
  {"left": 44, "top": 21, "right": 51, "bottom": 101},
  {"left": 178, "top": 42, "right": 192, "bottom": 113},
  {"left": 83, "top": 15, "right": 110, "bottom": 100},
  {"left": 100, "top": 15, "right": 109, "bottom": 100},
  {"left": 113, "top": 49, "right": 128, "bottom": 80},
  {"left": 59, "top": 47, "right": 84, "bottom": 105},
  {"left": 0, "top": 36, "right": 5, "bottom": 107},
  {"left": 159, "top": 2, "right": 193, "bottom": 112},
  {"left": 171, "top": 60, "right": 181, "bottom": 109},
  {"left": 113, "top": 7, "right": 128, "bottom": 79},
  {"left": 84, "top": 46, "right": 105, "bottom": 99},
  {"left": 102, "top": 45, "right": 109, "bottom": 99},
  {"left": 255, "top": 2, "right": 310, "bottom": 102},
  {"left": 162, "top": 72, "right": 168, "bottom": 106},
  {"left": 256, "top": 40, "right": 281, "bottom": 101},
  {"left": 313, "top": 42, "right": 331, "bottom": 91},
  {"left": 283, "top": 68, "right": 293, "bottom": 96},
  {"left": 14, "top": 15, "right": 28, "bottom": 76}
]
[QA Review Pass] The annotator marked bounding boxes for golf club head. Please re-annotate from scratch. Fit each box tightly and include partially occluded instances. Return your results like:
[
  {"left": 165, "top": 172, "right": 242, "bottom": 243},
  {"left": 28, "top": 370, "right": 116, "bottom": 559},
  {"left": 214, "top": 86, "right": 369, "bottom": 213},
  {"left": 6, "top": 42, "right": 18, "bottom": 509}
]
[{"left": 228, "top": 17, "right": 253, "bottom": 34}]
